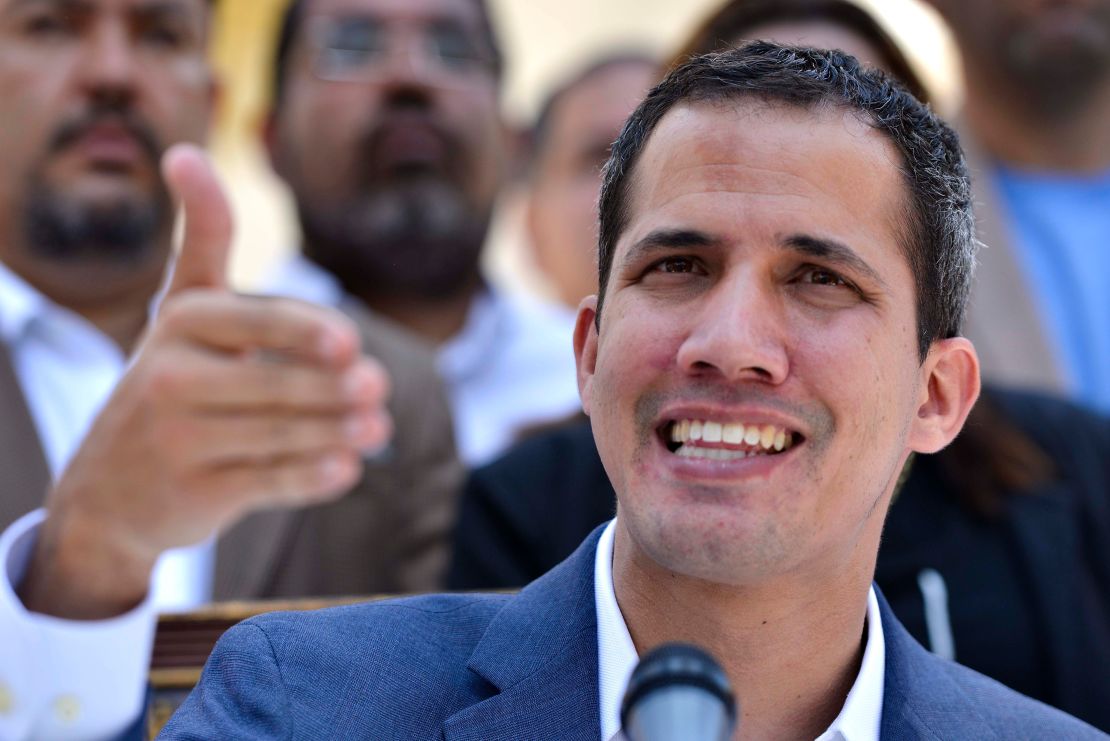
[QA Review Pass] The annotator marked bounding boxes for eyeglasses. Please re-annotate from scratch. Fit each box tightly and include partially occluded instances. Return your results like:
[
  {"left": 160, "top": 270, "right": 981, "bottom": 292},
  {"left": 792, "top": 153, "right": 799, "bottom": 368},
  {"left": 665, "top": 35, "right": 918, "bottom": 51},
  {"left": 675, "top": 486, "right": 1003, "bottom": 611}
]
[{"left": 306, "top": 15, "right": 497, "bottom": 88}]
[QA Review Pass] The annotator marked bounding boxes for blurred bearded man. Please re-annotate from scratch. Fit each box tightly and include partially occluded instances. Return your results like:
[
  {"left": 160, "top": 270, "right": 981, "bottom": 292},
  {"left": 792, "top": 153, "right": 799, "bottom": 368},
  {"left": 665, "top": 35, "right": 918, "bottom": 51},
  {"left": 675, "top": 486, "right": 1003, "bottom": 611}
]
[
  {"left": 0, "top": 1, "right": 458, "bottom": 736},
  {"left": 265, "top": 0, "right": 584, "bottom": 465}
]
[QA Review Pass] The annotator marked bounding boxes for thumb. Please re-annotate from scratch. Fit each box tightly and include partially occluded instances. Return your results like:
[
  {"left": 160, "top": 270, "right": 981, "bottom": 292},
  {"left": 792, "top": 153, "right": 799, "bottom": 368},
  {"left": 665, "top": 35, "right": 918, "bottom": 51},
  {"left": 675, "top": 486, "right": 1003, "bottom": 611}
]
[{"left": 161, "top": 143, "right": 233, "bottom": 295}]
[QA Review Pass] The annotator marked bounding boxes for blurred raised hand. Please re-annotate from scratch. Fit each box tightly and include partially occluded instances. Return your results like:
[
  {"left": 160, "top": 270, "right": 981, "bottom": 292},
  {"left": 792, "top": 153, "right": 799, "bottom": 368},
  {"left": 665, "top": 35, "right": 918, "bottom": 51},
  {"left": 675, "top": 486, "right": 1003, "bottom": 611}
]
[{"left": 18, "top": 145, "right": 392, "bottom": 619}]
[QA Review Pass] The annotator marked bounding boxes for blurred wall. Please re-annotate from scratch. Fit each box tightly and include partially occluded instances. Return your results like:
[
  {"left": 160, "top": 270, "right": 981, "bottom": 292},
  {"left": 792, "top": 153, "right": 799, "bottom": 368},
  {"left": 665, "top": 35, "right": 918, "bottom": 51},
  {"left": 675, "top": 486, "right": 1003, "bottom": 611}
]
[{"left": 208, "top": 0, "right": 959, "bottom": 292}]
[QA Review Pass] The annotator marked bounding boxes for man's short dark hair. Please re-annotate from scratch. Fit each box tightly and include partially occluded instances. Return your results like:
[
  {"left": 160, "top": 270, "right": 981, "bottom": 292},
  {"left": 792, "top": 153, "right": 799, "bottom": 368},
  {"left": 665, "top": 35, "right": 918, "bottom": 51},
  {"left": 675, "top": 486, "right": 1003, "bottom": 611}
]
[
  {"left": 270, "top": 0, "right": 504, "bottom": 109},
  {"left": 597, "top": 42, "right": 976, "bottom": 359}
]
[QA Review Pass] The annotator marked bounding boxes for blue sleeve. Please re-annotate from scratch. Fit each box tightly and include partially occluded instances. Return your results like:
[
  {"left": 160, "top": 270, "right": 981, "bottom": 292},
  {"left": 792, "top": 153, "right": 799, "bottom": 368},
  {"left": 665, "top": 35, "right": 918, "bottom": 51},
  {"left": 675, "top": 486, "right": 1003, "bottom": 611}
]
[{"left": 157, "top": 621, "right": 291, "bottom": 740}]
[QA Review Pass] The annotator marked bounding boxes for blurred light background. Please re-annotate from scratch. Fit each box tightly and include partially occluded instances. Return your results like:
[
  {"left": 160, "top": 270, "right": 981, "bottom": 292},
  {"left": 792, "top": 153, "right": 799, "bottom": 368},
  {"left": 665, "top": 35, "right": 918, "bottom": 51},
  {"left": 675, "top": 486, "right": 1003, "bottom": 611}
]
[{"left": 209, "top": 0, "right": 959, "bottom": 294}]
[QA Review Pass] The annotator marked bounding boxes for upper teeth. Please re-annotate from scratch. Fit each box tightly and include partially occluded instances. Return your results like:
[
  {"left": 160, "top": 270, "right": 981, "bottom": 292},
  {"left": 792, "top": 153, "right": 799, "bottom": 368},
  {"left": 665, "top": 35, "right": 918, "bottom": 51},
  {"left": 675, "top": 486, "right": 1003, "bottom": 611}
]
[{"left": 670, "top": 419, "right": 790, "bottom": 452}]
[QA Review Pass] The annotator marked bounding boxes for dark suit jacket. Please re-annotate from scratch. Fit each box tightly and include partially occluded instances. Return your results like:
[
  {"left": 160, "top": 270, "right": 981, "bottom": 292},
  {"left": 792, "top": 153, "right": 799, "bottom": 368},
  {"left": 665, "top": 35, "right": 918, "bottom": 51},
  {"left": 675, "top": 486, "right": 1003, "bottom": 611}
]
[
  {"left": 161, "top": 526, "right": 1102, "bottom": 739},
  {"left": 0, "top": 298, "right": 463, "bottom": 597},
  {"left": 448, "top": 389, "right": 1110, "bottom": 731}
]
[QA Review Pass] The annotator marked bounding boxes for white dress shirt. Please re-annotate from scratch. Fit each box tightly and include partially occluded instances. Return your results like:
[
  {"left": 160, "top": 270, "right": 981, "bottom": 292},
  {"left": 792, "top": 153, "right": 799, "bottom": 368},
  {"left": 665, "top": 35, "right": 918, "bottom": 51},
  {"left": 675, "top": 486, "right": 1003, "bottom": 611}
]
[
  {"left": 0, "top": 260, "right": 214, "bottom": 739},
  {"left": 594, "top": 519, "right": 886, "bottom": 741},
  {"left": 266, "top": 255, "right": 583, "bottom": 465}
]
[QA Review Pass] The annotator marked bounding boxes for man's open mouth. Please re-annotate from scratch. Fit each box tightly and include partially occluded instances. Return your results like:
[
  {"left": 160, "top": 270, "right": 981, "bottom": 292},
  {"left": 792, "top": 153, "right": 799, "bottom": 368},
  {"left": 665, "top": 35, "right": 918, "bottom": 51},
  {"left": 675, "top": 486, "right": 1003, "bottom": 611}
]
[{"left": 659, "top": 419, "right": 802, "bottom": 461}]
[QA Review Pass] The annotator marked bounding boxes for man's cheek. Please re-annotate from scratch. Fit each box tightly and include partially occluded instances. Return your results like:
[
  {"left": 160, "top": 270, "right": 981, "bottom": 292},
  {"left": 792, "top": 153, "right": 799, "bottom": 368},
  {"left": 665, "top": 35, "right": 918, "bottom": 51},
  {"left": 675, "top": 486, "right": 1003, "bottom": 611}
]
[{"left": 608, "top": 321, "right": 682, "bottom": 374}]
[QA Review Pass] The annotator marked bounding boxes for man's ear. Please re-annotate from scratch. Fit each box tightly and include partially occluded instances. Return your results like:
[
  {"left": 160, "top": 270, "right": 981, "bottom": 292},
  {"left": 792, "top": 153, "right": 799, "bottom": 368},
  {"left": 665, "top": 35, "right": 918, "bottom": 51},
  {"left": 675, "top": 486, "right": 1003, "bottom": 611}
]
[
  {"left": 908, "top": 337, "right": 981, "bottom": 454},
  {"left": 573, "top": 295, "right": 599, "bottom": 416}
]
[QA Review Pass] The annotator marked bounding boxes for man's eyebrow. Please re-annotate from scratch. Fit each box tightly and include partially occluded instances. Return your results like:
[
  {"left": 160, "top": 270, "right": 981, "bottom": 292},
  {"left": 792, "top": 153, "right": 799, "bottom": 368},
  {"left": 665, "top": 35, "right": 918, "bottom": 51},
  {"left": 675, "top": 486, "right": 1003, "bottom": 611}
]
[
  {"left": 621, "top": 228, "right": 722, "bottom": 266},
  {"left": 782, "top": 234, "right": 887, "bottom": 288}
]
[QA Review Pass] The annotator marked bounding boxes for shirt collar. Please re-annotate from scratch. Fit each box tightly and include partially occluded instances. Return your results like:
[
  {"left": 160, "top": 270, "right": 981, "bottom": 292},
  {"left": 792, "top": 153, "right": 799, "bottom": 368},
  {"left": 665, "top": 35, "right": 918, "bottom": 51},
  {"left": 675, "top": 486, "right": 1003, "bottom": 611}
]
[
  {"left": 0, "top": 258, "right": 160, "bottom": 361},
  {"left": 437, "top": 286, "right": 507, "bottom": 385},
  {"left": 594, "top": 519, "right": 885, "bottom": 741},
  {"left": 265, "top": 253, "right": 507, "bottom": 387},
  {"left": 0, "top": 259, "right": 49, "bottom": 344},
  {"left": 262, "top": 253, "right": 345, "bottom": 308}
]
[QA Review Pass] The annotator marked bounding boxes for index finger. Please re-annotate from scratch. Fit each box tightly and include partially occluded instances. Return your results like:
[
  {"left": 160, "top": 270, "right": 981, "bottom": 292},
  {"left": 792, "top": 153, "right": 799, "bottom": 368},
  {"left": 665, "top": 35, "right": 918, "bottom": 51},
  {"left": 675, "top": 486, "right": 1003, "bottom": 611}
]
[{"left": 157, "top": 292, "right": 360, "bottom": 368}]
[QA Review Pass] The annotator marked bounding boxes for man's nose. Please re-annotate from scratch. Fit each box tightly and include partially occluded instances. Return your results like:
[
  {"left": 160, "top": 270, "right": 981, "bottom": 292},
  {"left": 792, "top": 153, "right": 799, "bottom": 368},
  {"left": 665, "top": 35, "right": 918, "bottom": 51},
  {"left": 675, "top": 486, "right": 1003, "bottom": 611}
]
[
  {"left": 76, "top": 23, "right": 138, "bottom": 102},
  {"left": 675, "top": 274, "right": 790, "bottom": 385}
]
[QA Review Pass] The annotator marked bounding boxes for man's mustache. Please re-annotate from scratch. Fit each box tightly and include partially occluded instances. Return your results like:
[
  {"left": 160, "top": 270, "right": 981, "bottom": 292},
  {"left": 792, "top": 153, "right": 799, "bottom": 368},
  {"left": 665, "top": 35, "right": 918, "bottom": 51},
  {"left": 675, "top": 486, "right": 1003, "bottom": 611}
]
[
  {"left": 48, "top": 105, "right": 163, "bottom": 164},
  {"left": 356, "top": 115, "right": 462, "bottom": 183}
]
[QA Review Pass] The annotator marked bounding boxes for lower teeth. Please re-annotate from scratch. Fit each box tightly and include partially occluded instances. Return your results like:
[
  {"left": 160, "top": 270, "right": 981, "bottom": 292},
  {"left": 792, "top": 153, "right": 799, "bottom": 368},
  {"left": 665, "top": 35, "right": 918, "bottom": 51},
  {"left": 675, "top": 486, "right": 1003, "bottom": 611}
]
[{"left": 675, "top": 446, "right": 763, "bottom": 460}]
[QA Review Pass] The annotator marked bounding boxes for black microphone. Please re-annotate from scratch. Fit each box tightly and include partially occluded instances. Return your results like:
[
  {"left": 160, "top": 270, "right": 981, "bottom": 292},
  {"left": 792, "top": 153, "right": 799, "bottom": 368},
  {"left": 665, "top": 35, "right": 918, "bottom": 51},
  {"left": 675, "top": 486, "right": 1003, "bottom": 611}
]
[{"left": 620, "top": 642, "right": 738, "bottom": 741}]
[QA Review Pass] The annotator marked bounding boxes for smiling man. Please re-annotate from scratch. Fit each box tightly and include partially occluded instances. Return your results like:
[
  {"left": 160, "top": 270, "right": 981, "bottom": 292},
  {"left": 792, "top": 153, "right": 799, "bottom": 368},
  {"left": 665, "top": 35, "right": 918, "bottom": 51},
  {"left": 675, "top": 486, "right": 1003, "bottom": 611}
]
[{"left": 160, "top": 44, "right": 1103, "bottom": 740}]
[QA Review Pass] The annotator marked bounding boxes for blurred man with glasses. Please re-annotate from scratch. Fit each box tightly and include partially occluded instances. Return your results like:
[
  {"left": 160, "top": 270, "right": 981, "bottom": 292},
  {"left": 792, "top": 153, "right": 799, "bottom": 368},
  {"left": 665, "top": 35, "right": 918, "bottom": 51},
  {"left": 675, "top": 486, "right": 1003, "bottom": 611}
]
[{"left": 265, "top": 0, "right": 584, "bottom": 466}]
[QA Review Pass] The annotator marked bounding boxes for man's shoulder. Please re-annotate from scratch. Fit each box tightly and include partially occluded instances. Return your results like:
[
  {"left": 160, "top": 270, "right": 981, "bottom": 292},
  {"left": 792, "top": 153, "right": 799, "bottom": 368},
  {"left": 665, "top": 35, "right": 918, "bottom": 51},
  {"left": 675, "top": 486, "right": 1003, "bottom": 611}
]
[
  {"left": 338, "top": 296, "right": 439, "bottom": 374},
  {"left": 242, "top": 591, "right": 512, "bottom": 665},
  {"left": 163, "top": 593, "right": 516, "bottom": 739},
  {"left": 933, "top": 657, "right": 1105, "bottom": 738},
  {"left": 164, "top": 532, "right": 605, "bottom": 739},
  {"left": 882, "top": 600, "right": 1107, "bottom": 738}
]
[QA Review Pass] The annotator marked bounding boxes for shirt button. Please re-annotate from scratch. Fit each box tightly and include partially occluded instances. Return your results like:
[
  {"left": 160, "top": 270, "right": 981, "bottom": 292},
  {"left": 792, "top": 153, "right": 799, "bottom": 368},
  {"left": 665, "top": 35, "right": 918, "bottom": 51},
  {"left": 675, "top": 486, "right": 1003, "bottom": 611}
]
[
  {"left": 0, "top": 681, "right": 13, "bottom": 715},
  {"left": 52, "top": 694, "right": 81, "bottom": 725}
]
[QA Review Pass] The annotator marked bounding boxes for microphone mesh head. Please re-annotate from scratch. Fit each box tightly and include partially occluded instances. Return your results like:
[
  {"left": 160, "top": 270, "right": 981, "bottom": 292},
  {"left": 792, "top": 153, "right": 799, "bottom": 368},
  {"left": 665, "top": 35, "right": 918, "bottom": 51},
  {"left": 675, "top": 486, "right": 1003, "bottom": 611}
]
[{"left": 620, "top": 642, "right": 737, "bottom": 732}]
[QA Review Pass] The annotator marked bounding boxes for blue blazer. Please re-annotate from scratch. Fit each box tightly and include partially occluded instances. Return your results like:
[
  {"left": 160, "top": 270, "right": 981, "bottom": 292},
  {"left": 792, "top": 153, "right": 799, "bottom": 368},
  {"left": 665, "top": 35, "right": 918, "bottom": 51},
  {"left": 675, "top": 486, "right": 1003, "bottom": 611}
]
[{"left": 161, "top": 527, "right": 1103, "bottom": 740}]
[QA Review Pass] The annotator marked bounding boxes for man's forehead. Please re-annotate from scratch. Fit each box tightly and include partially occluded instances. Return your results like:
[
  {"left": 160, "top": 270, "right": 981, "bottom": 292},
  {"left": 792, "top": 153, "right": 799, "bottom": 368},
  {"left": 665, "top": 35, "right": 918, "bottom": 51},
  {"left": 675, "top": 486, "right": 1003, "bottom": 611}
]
[{"left": 627, "top": 100, "right": 906, "bottom": 229}]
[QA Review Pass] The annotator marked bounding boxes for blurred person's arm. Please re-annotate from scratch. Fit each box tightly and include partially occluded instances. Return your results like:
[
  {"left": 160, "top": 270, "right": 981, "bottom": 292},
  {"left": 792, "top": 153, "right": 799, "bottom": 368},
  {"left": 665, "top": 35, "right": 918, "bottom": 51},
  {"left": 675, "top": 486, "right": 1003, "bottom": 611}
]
[
  {"left": 0, "top": 510, "right": 151, "bottom": 741},
  {"left": 0, "top": 145, "right": 392, "bottom": 739}
]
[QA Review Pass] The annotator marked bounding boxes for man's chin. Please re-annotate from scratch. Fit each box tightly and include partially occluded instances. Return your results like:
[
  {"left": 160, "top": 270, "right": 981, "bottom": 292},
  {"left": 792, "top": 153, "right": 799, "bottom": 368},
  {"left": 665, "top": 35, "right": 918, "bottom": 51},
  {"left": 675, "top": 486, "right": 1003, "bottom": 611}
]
[
  {"left": 620, "top": 506, "right": 793, "bottom": 587},
  {"left": 23, "top": 190, "right": 165, "bottom": 265}
]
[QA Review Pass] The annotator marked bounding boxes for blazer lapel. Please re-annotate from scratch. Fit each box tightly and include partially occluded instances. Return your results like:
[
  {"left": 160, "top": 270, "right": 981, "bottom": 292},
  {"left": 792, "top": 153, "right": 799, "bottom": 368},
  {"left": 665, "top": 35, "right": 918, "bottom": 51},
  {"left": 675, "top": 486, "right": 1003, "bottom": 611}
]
[
  {"left": 958, "top": 127, "right": 1066, "bottom": 392},
  {"left": 0, "top": 340, "right": 51, "bottom": 527},
  {"left": 878, "top": 589, "right": 1002, "bottom": 741},
  {"left": 443, "top": 527, "right": 604, "bottom": 741}
]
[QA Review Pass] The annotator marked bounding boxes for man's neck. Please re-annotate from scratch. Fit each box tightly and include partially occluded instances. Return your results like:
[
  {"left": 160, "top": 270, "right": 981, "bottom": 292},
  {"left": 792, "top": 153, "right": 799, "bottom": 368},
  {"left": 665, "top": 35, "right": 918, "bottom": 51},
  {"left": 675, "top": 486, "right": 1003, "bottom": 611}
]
[
  {"left": 72, "top": 291, "right": 155, "bottom": 354},
  {"left": 5, "top": 254, "right": 162, "bottom": 354},
  {"left": 962, "top": 67, "right": 1110, "bottom": 172},
  {"left": 353, "top": 278, "right": 482, "bottom": 346},
  {"left": 612, "top": 526, "right": 873, "bottom": 741}
]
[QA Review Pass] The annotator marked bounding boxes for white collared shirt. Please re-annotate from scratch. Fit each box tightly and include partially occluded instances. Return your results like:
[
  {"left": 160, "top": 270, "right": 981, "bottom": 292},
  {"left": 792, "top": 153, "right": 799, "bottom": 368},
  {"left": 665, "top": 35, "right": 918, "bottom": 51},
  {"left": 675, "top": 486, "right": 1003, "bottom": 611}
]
[
  {"left": 594, "top": 519, "right": 885, "bottom": 741},
  {"left": 0, "top": 258, "right": 124, "bottom": 476},
  {"left": 436, "top": 287, "right": 581, "bottom": 465},
  {"left": 0, "top": 260, "right": 214, "bottom": 739},
  {"left": 266, "top": 255, "right": 583, "bottom": 465}
]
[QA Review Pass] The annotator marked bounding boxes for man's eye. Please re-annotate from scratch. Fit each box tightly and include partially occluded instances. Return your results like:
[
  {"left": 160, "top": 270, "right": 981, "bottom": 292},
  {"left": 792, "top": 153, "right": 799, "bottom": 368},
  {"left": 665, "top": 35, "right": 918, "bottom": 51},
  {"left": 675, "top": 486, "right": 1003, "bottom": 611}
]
[
  {"left": 653, "top": 257, "right": 697, "bottom": 274},
  {"left": 328, "top": 20, "right": 384, "bottom": 55},
  {"left": 23, "top": 13, "right": 74, "bottom": 37},
  {"left": 427, "top": 23, "right": 488, "bottom": 69},
  {"left": 800, "top": 267, "right": 852, "bottom": 288},
  {"left": 141, "top": 26, "right": 185, "bottom": 48}
]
